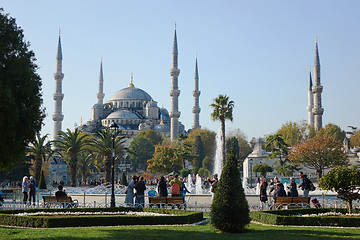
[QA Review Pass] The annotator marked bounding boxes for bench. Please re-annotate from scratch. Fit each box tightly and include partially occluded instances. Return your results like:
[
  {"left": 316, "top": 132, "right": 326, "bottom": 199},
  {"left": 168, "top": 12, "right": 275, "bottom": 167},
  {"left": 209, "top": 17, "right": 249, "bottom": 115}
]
[
  {"left": 42, "top": 196, "right": 78, "bottom": 208},
  {"left": 275, "top": 197, "right": 310, "bottom": 209},
  {"left": 149, "top": 197, "right": 186, "bottom": 209}
]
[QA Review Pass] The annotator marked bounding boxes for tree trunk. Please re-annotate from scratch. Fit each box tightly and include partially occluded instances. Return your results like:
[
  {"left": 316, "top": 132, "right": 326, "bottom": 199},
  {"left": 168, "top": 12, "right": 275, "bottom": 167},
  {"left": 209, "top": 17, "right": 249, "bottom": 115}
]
[
  {"left": 221, "top": 119, "right": 226, "bottom": 165},
  {"left": 34, "top": 156, "right": 42, "bottom": 184},
  {"left": 70, "top": 163, "right": 77, "bottom": 187},
  {"left": 348, "top": 200, "right": 353, "bottom": 214},
  {"left": 316, "top": 169, "right": 323, "bottom": 183},
  {"left": 105, "top": 156, "right": 112, "bottom": 183}
]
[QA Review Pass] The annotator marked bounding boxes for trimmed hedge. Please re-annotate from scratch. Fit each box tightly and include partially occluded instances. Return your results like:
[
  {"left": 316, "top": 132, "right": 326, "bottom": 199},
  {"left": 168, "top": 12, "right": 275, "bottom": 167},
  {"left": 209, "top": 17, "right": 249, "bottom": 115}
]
[
  {"left": 250, "top": 208, "right": 360, "bottom": 227},
  {"left": 0, "top": 207, "right": 203, "bottom": 228}
]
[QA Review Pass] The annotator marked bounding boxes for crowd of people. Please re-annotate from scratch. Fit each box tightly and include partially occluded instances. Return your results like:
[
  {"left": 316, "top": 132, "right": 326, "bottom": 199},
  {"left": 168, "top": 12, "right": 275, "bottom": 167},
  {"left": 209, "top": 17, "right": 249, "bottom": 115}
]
[{"left": 259, "top": 171, "right": 313, "bottom": 209}]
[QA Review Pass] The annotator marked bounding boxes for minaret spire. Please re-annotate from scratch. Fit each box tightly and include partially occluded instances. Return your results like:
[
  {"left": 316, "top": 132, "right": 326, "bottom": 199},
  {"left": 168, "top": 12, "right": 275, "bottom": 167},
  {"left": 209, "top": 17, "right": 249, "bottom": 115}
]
[
  {"left": 307, "top": 66, "right": 314, "bottom": 127},
  {"left": 312, "top": 37, "right": 324, "bottom": 131},
  {"left": 169, "top": 24, "right": 181, "bottom": 141},
  {"left": 192, "top": 55, "right": 201, "bottom": 129},
  {"left": 97, "top": 58, "right": 105, "bottom": 105},
  {"left": 53, "top": 32, "right": 65, "bottom": 144}
]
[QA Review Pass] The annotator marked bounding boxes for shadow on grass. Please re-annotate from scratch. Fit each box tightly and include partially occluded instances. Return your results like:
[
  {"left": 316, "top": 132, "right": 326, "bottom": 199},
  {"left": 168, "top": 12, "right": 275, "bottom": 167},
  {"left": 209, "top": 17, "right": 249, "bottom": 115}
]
[{"left": 2, "top": 223, "right": 360, "bottom": 240}]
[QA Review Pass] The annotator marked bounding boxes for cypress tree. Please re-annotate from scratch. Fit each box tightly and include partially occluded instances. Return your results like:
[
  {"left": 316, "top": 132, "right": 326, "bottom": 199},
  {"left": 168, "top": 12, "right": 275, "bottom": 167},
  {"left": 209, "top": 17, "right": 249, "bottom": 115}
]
[
  {"left": 120, "top": 171, "right": 128, "bottom": 186},
  {"left": 210, "top": 142, "right": 250, "bottom": 233},
  {"left": 38, "top": 171, "right": 47, "bottom": 189}
]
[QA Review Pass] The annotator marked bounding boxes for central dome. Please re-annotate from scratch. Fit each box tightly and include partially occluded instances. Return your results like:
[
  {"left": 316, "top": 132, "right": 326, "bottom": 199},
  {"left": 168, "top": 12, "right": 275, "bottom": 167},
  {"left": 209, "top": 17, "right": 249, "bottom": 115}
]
[{"left": 110, "top": 86, "right": 152, "bottom": 101}]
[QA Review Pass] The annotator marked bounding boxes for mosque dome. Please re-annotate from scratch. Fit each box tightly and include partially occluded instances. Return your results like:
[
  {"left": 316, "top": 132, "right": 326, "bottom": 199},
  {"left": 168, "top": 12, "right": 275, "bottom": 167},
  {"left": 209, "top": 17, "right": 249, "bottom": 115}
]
[
  {"left": 109, "top": 86, "right": 152, "bottom": 102},
  {"left": 106, "top": 110, "right": 140, "bottom": 119},
  {"left": 154, "top": 122, "right": 170, "bottom": 133},
  {"left": 159, "top": 107, "right": 171, "bottom": 122}
]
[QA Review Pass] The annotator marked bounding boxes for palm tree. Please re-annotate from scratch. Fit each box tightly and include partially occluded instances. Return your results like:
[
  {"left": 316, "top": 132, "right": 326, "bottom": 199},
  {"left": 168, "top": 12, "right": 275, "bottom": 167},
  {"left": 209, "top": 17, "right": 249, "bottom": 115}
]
[
  {"left": 27, "top": 134, "right": 52, "bottom": 183},
  {"left": 210, "top": 94, "right": 234, "bottom": 164},
  {"left": 77, "top": 152, "right": 96, "bottom": 184},
  {"left": 54, "top": 128, "right": 91, "bottom": 187},
  {"left": 91, "top": 127, "right": 127, "bottom": 183}
]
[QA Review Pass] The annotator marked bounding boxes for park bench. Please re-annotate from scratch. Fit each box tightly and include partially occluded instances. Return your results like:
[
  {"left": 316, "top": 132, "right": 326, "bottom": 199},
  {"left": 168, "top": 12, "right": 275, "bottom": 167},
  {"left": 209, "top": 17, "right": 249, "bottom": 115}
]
[
  {"left": 42, "top": 196, "right": 78, "bottom": 208},
  {"left": 149, "top": 197, "right": 186, "bottom": 209},
  {"left": 275, "top": 197, "right": 310, "bottom": 209}
]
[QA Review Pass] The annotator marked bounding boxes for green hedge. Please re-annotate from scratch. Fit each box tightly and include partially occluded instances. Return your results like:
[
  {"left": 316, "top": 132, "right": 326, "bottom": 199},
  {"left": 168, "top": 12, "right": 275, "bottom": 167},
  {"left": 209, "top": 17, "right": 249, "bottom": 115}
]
[
  {"left": 0, "top": 207, "right": 203, "bottom": 228},
  {"left": 250, "top": 208, "right": 360, "bottom": 227}
]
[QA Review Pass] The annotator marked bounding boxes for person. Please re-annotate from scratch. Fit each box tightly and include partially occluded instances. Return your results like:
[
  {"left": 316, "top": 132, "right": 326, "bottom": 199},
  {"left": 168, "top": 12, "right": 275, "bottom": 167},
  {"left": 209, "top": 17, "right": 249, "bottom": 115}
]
[
  {"left": 288, "top": 177, "right": 299, "bottom": 197},
  {"left": 28, "top": 176, "right": 36, "bottom": 205},
  {"left": 269, "top": 177, "right": 280, "bottom": 200},
  {"left": 180, "top": 177, "right": 190, "bottom": 198},
  {"left": 157, "top": 176, "right": 168, "bottom": 197},
  {"left": 298, "top": 171, "right": 311, "bottom": 197},
  {"left": 169, "top": 175, "right": 182, "bottom": 197},
  {"left": 125, "top": 176, "right": 137, "bottom": 206},
  {"left": 22, "top": 176, "right": 29, "bottom": 204},
  {"left": 259, "top": 177, "right": 268, "bottom": 209},
  {"left": 207, "top": 174, "right": 218, "bottom": 200},
  {"left": 273, "top": 182, "right": 287, "bottom": 200},
  {"left": 135, "top": 176, "right": 146, "bottom": 207},
  {"left": 0, "top": 189, "right": 4, "bottom": 206},
  {"left": 55, "top": 185, "right": 67, "bottom": 198}
]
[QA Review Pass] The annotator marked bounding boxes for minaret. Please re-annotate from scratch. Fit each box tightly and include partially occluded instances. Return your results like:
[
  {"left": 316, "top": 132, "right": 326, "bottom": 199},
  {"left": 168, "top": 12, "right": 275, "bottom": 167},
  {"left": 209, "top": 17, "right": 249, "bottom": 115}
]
[
  {"left": 52, "top": 31, "right": 64, "bottom": 142},
  {"left": 192, "top": 56, "right": 201, "bottom": 129},
  {"left": 97, "top": 59, "right": 105, "bottom": 105},
  {"left": 311, "top": 37, "right": 324, "bottom": 131},
  {"left": 307, "top": 67, "right": 314, "bottom": 127},
  {"left": 169, "top": 24, "right": 181, "bottom": 141}
]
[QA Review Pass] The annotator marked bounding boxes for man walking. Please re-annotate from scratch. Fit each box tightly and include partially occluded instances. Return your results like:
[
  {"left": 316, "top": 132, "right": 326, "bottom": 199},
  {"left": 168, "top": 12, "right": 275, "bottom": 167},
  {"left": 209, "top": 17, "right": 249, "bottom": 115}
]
[
  {"left": 298, "top": 171, "right": 311, "bottom": 197},
  {"left": 28, "top": 176, "right": 36, "bottom": 205}
]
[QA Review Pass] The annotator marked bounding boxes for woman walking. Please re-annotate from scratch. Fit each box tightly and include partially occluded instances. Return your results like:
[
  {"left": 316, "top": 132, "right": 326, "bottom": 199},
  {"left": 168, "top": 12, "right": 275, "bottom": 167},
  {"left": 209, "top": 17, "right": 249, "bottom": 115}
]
[
  {"left": 125, "top": 176, "right": 137, "bottom": 206},
  {"left": 259, "top": 177, "right": 268, "bottom": 210},
  {"left": 22, "top": 176, "right": 29, "bottom": 204}
]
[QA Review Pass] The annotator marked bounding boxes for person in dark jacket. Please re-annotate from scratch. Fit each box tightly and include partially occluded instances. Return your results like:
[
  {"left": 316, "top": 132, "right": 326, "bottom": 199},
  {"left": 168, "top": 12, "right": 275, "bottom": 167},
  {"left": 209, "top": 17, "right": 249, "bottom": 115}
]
[
  {"left": 259, "top": 177, "right": 268, "bottom": 209},
  {"left": 298, "top": 171, "right": 311, "bottom": 197},
  {"left": 157, "top": 176, "right": 168, "bottom": 197},
  {"left": 135, "top": 176, "right": 146, "bottom": 207},
  {"left": 273, "top": 182, "right": 287, "bottom": 200},
  {"left": 55, "top": 185, "right": 67, "bottom": 198},
  {"left": 288, "top": 177, "right": 299, "bottom": 197}
]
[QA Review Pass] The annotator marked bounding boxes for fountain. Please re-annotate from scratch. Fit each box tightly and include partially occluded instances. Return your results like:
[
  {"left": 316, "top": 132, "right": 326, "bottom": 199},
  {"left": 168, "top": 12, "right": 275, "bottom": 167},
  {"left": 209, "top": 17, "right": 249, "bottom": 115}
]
[
  {"left": 195, "top": 174, "right": 202, "bottom": 194},
  {"left": 213, "top": 128, "right": 223, "bottom": 178},
  {"left": 186, "top": 174, "right": 194, "bottom": 194}
]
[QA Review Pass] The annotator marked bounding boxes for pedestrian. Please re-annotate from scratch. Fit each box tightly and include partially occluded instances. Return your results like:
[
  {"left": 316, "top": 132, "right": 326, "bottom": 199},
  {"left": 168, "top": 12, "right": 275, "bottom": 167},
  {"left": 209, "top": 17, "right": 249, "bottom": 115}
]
[
  {"left": 269, "top": 176, "right": 280, "bottom": 200},
  {"left": 169, "top": 175, "right": 182, "bottom": 197},
  {"left": 180, "top": 177, "right": 190, "bottom": 198},
  {"left": 273, "top": 182, "right": 287, "bottom": 200},
  {"left": 55, "top": 185, "right": 67, "bottom": 198},
  {"left": 298, "top": 171, "right": 311, "bottom": 197},
  {"left": 22, "top": 176, "right": 29, "bottom": 204},
  {"left": 288, "top": 177, "right": 299, "bottom": 197},
  {"left": 28, "top": 176, "right": 36, "bottom": 205},
  {"left": 207, "top": 174, "right": 218, "bottom": 200},
  {"left": 135, "top": 176, "right": 146, "bottom": 207},
  {"left": 125, "top": 175, "right": 137, "bottom": 206},
  {"left": 259, "top": 177, "right": 268, "bottom": 209},
  {"left": 157, "top": 176, "right": 168, "bottom": 197}
]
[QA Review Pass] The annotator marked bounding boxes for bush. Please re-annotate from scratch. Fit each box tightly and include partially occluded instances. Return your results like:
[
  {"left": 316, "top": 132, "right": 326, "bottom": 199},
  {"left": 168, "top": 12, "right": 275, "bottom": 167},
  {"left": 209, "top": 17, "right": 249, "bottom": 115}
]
[
  {"left": 0, "top": 208, "right": 203, "bottom": 228},
  {"left": 210, "top": 142, "right": 250, "bottom": 233},
  {"left": 250, "top": 208, "right": 360, "bottom": 227},
  {"left": 197, "top": 168, "right": 210, "bottom": 178},
  {"left": 179, "top": 168, "right": 191, "bottom": 178}
]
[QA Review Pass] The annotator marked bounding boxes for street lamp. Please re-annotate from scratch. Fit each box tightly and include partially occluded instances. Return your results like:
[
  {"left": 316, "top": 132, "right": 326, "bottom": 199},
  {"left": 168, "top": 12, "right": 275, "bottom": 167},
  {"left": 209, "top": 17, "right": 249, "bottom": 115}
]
[
  {"left": 249, "top": 158, "right": 253, "bottom": 188},
  {"left": 109, "top": 121, "right": 119, "bottom": 208}
]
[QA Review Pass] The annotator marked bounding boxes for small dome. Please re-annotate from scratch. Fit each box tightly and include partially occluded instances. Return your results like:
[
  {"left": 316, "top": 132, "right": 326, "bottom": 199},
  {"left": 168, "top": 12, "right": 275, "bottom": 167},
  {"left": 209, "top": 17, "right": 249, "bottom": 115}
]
[
  {"left": 106, "top": 110, "right": 139, "bottom": 119},
  {"left": 154, "top": 123, "right": 170, "bottom": 133},
  {"left": 109, "top": 87, "right": 152, "bottom": 101},
  {"left": 139, "top": 123, "right": 151, "bottom": 131},
  {"left": 159, "top": 108, "right": 171, "bottom": 121}
]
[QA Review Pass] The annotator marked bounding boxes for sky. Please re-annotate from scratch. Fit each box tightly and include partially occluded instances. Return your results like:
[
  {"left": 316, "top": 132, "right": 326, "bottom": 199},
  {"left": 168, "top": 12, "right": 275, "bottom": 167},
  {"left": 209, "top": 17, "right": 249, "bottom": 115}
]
[{"left": 2, "top": 1, "right": 360, "bottom": 141}]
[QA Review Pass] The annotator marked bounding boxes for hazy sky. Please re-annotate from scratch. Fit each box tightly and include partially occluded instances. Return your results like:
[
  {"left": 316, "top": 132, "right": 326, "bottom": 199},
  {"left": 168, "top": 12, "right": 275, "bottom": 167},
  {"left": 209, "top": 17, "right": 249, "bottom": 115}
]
[{"left": 3, "top": 1, "right": 360, "bottom": 141}]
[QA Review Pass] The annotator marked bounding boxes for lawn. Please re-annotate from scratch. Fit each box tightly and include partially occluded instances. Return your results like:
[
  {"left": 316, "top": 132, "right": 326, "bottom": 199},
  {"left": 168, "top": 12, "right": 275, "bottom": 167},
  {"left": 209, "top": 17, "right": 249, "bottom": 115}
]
[{"left": 1, "top": 221, "right": 360, "bottom": 240}]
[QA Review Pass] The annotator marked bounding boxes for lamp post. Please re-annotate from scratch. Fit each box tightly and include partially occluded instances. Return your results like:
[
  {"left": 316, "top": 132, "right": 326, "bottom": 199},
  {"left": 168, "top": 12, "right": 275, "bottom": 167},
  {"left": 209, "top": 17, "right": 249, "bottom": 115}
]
[
  {"left": 109, "top": 121, "right": 119, "bottom": 208},
  {"left": 249, "top": 158, "right": 253, "bottom": 188}
]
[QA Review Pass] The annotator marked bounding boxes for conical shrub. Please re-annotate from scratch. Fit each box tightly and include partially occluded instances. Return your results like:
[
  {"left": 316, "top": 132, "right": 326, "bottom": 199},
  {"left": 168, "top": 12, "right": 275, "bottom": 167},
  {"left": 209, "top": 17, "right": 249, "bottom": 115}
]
[
  {"left": 210, "top": 142, "right": 250, "bottom": 233},
  {"left": 120, "top": 171, "right": 128, "bottom": 186},
  {"left": 39, "top": 171, "right": 47, "bottom": 189}
]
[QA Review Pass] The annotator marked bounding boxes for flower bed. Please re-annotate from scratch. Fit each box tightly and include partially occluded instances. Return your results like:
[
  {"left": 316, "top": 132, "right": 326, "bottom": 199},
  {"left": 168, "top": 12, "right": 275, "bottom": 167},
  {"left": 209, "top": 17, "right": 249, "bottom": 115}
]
[
  {"left": 0, "top": 207, "right": 203, "bottom": 228},
  {"left": 250, "top": 208, "right": 360, "bottom": 227}
]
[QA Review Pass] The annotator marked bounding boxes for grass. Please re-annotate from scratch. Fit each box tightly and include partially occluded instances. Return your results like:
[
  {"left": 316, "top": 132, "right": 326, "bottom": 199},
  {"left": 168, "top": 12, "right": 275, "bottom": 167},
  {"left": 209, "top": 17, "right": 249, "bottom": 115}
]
[{"left": 1, "top": 221, "right": 360, "bottom": 240}]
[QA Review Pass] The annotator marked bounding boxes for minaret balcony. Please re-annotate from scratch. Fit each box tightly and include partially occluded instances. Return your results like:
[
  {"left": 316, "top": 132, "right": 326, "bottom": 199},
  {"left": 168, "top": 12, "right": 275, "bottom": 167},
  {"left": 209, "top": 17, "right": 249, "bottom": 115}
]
[
  {"left": 169, "top": 111, "right": 180, "bottom": 118},
  {"left": 192, "top": 90, "right": 200, "bottom": 97},
  {"left": 311, "top": 85, "right": 323, "bottom": 93},
  {"left": 170, "top": 68, "right": 180, "bottom": 76},
  {"left": 52, "top": 114, "right": 64, "bottom": 121},
  {"left": 97, "top": 93, "right": 105, "bottom": 99},
  {"left": 306, "top": 106, "right": 313, "bottom": 112},
  {"left": 53, "top": 93, "right": 64, "bottom": 100},
  {"left": 53, "top": 73, "right": 64, "bottom": 79},
  {"left": 169, "top": 89, "right": 180, "bottom": 97},
  {"left": 312, "top": 107, "right": 324, "bottom": 115},
  {"left": 192, "top": 107, "right": 201, "bottom": 113}
]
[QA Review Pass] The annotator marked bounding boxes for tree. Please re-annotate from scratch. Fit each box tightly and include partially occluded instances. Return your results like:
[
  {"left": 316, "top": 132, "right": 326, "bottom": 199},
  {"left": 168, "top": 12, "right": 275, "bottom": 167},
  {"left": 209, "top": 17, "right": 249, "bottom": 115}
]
[
  {"left": 0, "top": 9, "right": 45, "bottom": 170},
  {"left": 317, "top": 123, "right": 346, "bottom": 142},
  {"left": 192, "top": 136, "right": 205, "bottom": 173},
  {"left": 210, "top": 142, "right": 250, "bottom": 233},
  {"left": 137, "top": 129, "right": 163, "bottom": 145},
  {"left": 91, "top": 127, "right": 126, "bottom": 183},
  {"left": 128, "top": 136, "right": 154, "bottom": 171},
  {"left": 27, "top": 134, "right": 52, "bottom": 183},
  {"left": 227, "top": 129, "right": 252, "bottom": 161},
  {"left": 147, "top": 143, "right": 182, "bottom": 174},
  {"left": 120, "top": 171, "right": 128, "bottom": 186},
  {"left": 276, "top": 121, "right": 307, "bottom": 146},
  {"left": 288, "top": 136, "right": 349, "bottom": 182},
  {"left": 226, "top": 137, "right": 240, "bottom": 161},
  {"left": 253, "top": 163, "right": 273, "bottom": 177},
  {"left": 197, "top": 168, "right": 211, "bottom": 178},
  {"left": 55, "top": 128, "right": 92, "bottom": 187},
  {"left": 38, "top": 171, "right": 47, "bottom": 189},
  {"left": 202, "top": 156, "right": 213, "bottom": 172},
  {"left": 350, "top": 129, "right": 360, "bottom": 151},
  {"left": 210, "top": 94, "right": 234, "bottom": 164},
  {"left": 77, "top": 152, "right": 95, "bottom": 184},
  {"left": 185, "top": 128, "right": 216, "bottom": 162},
  {"left": 320, "top": 166, "right": 360, "bottom": 214}
]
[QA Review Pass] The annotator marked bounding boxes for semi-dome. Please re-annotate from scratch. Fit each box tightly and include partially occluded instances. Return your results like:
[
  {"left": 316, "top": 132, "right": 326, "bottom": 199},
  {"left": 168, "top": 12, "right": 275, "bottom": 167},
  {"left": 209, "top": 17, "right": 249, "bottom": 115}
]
[
  {"left": 109, "top": 86, "right": 152, "bottom": 101},
  {"left": 106, "top": 110, "right": 140, "bottom": 119}
]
